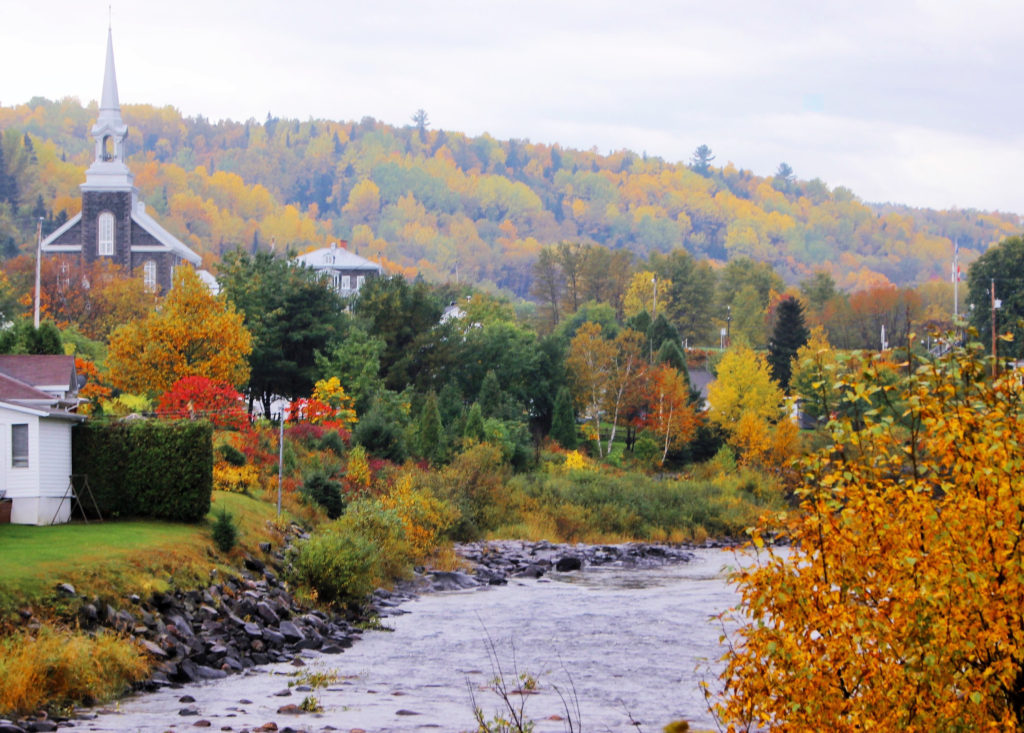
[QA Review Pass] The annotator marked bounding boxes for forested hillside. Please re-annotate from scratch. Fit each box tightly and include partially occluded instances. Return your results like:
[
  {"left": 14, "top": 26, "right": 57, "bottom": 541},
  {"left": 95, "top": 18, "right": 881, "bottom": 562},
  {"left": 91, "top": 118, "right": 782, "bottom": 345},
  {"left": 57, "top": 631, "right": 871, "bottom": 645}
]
[{"left": 0, "top": 97, "right": 1019, "bottom": 296}]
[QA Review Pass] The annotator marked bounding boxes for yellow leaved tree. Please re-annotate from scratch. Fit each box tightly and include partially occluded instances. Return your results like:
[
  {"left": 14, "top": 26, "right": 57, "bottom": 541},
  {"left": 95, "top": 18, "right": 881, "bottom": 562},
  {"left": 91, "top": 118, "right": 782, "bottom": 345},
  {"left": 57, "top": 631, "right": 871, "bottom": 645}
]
[
  {"left": 108, "top": 267, "right": 252, "bottom": 394},
  {"left": 715, "top": 338, "right": 1024, "bottom": 730},
  {"left": 707, "top": 343, "right": 786, "bottom": 466}
]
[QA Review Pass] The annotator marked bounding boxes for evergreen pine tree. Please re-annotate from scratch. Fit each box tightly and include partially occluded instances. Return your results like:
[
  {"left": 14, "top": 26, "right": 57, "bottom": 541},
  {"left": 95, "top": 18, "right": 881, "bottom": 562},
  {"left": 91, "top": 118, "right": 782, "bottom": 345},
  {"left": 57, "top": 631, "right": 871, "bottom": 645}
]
[
  {"left": 478, "top": 369, "right": 503, "bottom": 418},
  {"left": 549, "top": 386, "right": 578, "bottom": 449},
  {"left": 656, "top": 339, "right": 687, "bottom": 372},
  {"left": 437, "top": 381, "right": 464, "bottom": 433},
  {"left": 464, "top": 402, "right": 485, "bottom": 443},
  {"left": 648, "top": 313, "right": 680, "bottom": 354},
  {"left": 417, "top": 391, "right": 446, "bottom": 465},
  {"left": 767, "top": 297, "right": 809, "bottom": 390}
]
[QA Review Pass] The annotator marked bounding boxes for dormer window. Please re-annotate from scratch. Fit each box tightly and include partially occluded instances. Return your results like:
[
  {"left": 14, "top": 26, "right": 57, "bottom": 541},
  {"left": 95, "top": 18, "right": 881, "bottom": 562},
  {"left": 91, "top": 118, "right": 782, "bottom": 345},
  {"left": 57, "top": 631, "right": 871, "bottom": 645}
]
[{"left": 98, "top": 211, "right": 115, "bottom": 255}]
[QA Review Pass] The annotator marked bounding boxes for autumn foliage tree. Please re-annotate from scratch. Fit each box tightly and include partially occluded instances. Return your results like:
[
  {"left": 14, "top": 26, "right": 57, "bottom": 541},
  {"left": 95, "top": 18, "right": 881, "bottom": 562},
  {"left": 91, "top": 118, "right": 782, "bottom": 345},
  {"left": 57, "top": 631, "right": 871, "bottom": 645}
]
[
  {"left": 156, "top": 375, "right": 248, "bottom": 430},
  {"left": 107, "top": 267, "right": 252, "bottom": 394},
  {"left": 716, "top": 338, "right": 1024, "bottom": 730},
  {"left": 642, "top": 364, "right": 699, "bottom": 465}
]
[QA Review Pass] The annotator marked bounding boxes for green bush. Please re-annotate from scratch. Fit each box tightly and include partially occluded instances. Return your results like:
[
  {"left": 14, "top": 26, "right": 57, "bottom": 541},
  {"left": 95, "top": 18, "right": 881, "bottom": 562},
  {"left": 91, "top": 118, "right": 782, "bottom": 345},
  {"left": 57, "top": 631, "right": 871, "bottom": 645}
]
[
  {"left": 217, "top": 442, "right": 246, "bottom": 466},
  {"left": 301, "top": 472, "right": 346, "bottom": 519},
  {"left": 212, "top": 508, "right": 238, "bottom": 552},
  {"left": 72, "top": 420, "right": 213, "bottom": 522},
  {"left": 289, "top": 530, "right": 380, "bottom": 609},
  {"left": 317, "top": 430, "right": 346, "bottom": 457},
  {"left": 290, "top": 497, "right": 413, "bottom": 609}
]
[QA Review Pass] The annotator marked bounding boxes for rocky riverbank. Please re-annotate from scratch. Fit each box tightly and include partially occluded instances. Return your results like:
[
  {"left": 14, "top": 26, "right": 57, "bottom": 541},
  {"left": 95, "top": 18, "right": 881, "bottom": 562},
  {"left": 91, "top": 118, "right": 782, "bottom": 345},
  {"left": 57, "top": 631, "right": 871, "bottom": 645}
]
[{"left": 0, "top": 538, "right": 710, "bottom": 732}]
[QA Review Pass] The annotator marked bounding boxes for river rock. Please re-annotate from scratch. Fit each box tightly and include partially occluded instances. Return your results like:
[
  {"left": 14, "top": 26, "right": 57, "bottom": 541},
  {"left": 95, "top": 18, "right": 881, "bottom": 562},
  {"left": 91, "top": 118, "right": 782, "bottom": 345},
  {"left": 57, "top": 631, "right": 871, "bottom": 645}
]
[{"left": 554, "top": 556, "right": 582, "bottom": 572}]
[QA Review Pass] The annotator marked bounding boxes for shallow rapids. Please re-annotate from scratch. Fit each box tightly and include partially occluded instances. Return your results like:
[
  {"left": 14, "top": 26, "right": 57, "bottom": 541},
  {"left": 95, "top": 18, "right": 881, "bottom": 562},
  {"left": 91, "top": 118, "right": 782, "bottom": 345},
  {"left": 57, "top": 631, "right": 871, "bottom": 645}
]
[{"left": 80, "top": 547, "right": 741, "bottom": 732}]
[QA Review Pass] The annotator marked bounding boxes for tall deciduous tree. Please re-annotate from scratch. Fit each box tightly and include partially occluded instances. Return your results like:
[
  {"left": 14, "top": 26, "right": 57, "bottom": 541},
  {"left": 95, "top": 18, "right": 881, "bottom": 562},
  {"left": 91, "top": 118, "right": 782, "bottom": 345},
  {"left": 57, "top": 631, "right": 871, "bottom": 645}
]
[
  {"left": 219, "top": 249, "right": 346, "bottom": 415},
  {"left": 108, "top": 267, "right": 252, "bottom": 394},
  {"left": 707, "top": 343, "right": 782, "bottom": 429},
  {"left": 717, "top": 342, "right": 1024, "bottom": 730},
  {"left": 643, "top": 364, "right": 699, "bottom": 465},
  {"left": 767, "top": 296, "right": 809, "bottom": 390},
  {"left": 567, "top": 321, "right": 615, "bottom": 456},
  {"left": 967, "top": 234, "right": 1024, "bottom": 359}
]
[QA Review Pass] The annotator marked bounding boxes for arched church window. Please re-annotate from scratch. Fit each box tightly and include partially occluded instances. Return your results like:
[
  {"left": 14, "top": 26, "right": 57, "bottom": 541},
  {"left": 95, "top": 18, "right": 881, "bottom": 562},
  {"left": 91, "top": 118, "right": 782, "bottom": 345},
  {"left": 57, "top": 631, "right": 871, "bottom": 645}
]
[
  {"left": 102, "top": 135, "right": 114, "bottom": 161},
  {"left": 143, "top": 260, "right": 157, "bottom": 292},
  {"left": 98, "top": 212, "right": 115, "bottom": 255}
]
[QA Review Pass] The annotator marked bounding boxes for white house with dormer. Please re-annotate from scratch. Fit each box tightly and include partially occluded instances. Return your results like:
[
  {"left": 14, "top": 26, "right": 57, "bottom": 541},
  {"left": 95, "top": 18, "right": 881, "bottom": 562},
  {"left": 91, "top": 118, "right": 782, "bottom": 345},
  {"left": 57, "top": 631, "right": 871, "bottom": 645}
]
[{"left": 293, "top": 242, "right": 383, "bottom": 297}]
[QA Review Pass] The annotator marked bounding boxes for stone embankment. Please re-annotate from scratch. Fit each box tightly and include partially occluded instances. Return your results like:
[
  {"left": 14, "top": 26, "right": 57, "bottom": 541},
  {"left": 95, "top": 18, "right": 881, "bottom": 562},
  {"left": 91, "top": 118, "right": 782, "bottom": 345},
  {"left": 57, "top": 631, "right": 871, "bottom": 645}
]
[{"left": 0, "top": 537, "right": 707, "bottom": 732}]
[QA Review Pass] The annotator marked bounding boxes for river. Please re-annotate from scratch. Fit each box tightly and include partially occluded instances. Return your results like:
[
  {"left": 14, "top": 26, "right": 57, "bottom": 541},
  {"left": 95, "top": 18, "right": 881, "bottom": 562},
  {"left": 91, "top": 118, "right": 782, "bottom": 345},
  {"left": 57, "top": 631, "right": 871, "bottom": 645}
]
[{"left": 78, "top": 547, "right": 743, "bottom": 732}]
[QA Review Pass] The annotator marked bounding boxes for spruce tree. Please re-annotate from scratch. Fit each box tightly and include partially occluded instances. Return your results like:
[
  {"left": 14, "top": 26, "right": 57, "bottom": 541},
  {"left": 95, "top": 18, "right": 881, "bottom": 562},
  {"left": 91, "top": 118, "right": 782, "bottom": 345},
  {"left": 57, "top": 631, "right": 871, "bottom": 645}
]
[
  {"left": 417, "top": 391, "right": 446, "bottom": 465},
  {"left": 549, "top": 386, "right": 578, "bottom": 449},
  {"left": 767, "top": 297, "right": 809, "bottom": 390},
  {"left": 464, "top": 402, "right": 485, "bottom": 443},
  {"left": 478, "top": 369, "right": 503, "bottom": 418}
]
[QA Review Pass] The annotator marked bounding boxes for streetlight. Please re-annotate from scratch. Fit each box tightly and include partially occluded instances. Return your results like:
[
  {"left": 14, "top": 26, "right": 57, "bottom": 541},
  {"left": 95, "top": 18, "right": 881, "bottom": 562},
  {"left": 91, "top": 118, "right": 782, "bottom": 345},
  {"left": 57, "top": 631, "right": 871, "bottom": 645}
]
[{"left": 726, "top": 305, "right": 732, "bottom": 348}]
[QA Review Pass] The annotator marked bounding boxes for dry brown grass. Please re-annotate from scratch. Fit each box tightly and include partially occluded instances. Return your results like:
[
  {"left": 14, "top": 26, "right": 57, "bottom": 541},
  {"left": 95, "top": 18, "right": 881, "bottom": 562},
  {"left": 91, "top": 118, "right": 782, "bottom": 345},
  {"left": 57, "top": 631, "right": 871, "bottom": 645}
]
[{"left": 0, "top": 626, "right": 150, "bottom": 716}]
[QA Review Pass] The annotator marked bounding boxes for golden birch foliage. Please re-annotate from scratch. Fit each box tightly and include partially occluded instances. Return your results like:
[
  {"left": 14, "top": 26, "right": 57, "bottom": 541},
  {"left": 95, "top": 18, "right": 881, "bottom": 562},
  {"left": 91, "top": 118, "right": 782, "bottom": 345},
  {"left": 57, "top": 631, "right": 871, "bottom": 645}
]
[
  {"left": 107, "top": 267, "right": 252, "bottom": 394},
  {"left": 623, "top": 270, "right": 673, "bottom": 319},
  {"left": 566, "top": 322, "right": 615, "bottom": 456},
  {"left": 708, "top": 344, "right": 783, "bottom": 428},
  {"left": 716, "top": 341, "right": 1024, "bottom": 731}
]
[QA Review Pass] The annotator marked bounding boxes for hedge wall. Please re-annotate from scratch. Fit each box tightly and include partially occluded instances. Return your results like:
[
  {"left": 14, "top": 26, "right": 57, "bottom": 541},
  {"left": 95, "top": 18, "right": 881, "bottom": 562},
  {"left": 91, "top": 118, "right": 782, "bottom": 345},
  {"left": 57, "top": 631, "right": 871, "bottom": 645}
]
[{"left": 72, "top": 420, "right": 213, "bottom": 522}]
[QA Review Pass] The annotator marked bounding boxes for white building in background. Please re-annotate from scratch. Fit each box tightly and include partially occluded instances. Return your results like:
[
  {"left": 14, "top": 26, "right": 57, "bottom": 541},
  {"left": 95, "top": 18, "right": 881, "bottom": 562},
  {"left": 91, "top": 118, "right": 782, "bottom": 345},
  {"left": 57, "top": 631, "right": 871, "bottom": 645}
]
[{"left": 294, "top": 242, "right": 383, "bottom": 297}]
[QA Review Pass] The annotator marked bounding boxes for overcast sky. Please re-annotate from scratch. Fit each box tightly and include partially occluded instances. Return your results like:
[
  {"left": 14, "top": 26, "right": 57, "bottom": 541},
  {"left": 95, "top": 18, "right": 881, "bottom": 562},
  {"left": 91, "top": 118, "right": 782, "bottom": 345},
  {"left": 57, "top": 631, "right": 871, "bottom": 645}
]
[{"left": 3, "top": 1, "right": 1023, "bottom": 214}]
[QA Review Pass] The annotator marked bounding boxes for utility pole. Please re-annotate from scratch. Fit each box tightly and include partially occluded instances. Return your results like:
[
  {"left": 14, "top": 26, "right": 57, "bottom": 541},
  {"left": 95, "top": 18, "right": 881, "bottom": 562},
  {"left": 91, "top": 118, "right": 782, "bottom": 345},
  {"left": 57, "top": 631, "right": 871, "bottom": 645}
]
[
  {"left": 952, "top": 237, "right": 960, "bottom": 321},
  {"left": 992, "top": 278, "right": 1000, "bottom": 378},
  {"left": 277, "top": 413, "right": 284, "bottom": 518},
  {"left": 33, "top": 218, "right": 42, "bottom": 328}
]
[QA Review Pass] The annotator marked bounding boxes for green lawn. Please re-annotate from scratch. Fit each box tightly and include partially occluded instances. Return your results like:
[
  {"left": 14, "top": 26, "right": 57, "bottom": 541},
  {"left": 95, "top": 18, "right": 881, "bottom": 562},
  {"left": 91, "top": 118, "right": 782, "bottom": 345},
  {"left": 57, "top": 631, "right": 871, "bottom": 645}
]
[{"left": 0, "top": 492, "right": 285, "bottom": 613}]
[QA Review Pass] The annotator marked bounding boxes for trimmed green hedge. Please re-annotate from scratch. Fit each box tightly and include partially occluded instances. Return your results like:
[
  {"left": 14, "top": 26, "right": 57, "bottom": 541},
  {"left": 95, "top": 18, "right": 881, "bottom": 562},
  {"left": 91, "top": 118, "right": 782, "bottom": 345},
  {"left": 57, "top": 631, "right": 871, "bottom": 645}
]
[{"left": 72, "top": 420, "right": 213, "bottom": 522}]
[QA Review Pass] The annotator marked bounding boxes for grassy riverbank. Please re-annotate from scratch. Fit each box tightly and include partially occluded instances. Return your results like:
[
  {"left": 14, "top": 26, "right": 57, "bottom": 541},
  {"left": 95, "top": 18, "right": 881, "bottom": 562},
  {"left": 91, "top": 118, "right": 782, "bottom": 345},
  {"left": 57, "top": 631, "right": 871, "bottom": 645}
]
[
  {"left": 0, "top": 492, "right": 296, "bottom": 717},
  {"left": 0, "top": 492, "right": 283, "bottom": 621}
]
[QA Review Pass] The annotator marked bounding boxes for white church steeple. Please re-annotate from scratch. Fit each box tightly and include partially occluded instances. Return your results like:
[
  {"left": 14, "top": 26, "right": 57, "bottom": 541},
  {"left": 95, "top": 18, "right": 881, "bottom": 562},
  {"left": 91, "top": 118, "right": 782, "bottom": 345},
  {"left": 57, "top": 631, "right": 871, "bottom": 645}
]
[{"left": 82, "top": 27, "right": 134, "bottom": 191}]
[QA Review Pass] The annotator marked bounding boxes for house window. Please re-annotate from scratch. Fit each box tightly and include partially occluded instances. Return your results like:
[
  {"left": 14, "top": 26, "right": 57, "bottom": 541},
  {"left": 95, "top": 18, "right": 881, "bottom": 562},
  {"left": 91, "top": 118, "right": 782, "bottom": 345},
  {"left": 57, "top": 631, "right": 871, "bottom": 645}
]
[
  {"left": 356, "top": 275, "right": 366, "bottom": 290},
  {"left": 98, "top": 212, "right": 115, "bottom": 255},
  {"left": 143, "top": 260, "right": 157, "bottom": 292},
  {"left": 341, "top": 275, "right": 351, "bottom": 291},
  {"left": 11, "top": 424, "right": 28, "bottom": 468}
]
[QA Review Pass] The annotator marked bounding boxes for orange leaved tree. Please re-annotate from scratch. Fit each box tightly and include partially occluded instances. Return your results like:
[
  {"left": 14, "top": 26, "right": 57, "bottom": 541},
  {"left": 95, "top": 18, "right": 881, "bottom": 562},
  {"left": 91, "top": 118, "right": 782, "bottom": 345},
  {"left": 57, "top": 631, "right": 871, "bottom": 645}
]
[
  {"left": 714, "top": 337, "right": 1024, "bottom": 730},
  {"left": 108, "top": 267, "right": 252, "bottom": 395}
]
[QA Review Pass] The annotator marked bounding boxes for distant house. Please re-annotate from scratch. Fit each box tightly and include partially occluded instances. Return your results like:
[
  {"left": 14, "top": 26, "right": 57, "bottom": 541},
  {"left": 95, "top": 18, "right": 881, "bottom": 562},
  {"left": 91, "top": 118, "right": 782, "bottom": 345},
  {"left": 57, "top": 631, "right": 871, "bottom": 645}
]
[
  {"left": 40, "top": 29, "right": 212, "bottom": 294},
  {"left": 0, "top": 355, "right": 85, "bottom": 525},
  {"left": 294, "top": 242, "right": 382, "bottom": 297}
]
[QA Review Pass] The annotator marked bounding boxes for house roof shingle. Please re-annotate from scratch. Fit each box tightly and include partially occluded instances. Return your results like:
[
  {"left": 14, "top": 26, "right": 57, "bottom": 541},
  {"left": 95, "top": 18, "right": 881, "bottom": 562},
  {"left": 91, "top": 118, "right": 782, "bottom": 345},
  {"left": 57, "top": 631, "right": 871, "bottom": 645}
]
[{"left": 0, "top": 354, "right": 76, "bottom": 390}]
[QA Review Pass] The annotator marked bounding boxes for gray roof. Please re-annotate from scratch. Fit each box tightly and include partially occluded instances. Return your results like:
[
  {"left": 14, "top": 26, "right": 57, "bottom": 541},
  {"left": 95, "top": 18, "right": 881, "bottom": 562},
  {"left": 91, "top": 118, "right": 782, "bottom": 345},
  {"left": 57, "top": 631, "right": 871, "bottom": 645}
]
[{"left": 294, "top": 244, "right": 382, "bottom": 273}]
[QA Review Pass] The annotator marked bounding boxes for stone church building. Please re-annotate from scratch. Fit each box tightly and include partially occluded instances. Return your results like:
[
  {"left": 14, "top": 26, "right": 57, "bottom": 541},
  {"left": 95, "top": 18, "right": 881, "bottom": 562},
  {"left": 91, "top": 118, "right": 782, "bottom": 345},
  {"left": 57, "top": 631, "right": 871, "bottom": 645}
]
[{"left": 41, "top": 29, "right": 201, "bottom": 293}]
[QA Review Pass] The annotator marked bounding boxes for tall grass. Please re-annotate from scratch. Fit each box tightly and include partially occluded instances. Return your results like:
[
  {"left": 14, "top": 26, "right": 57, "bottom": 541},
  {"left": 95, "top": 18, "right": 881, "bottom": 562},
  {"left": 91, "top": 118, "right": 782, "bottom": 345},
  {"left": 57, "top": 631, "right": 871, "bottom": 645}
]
[
  {"left": 0, "top": 627, "right": 149, "bottom": 716},
  {"left": 493, "top": 468, "right": 784, "bottom": 543}
]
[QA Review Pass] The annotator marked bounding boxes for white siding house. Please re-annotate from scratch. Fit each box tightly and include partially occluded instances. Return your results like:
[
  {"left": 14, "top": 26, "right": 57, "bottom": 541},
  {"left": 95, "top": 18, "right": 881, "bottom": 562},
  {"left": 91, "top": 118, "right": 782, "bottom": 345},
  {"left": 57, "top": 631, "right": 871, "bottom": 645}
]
[
  {"left": 0, "top": 401, "right": 84, "bottom": 525},
  {"left": 293, "top": 242, "right": 383, "bottom": 297},
  {"left": 0, "top": 355, "right": 85, "bottom": 525}
]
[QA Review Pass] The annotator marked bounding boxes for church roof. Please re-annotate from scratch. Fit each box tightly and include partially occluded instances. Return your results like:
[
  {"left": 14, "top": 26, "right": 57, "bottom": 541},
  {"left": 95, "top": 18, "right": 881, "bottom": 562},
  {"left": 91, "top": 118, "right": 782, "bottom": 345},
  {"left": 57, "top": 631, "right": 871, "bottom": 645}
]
[
  {"left": 98, "top": 27, "right": 121, "bottom": 125},
  {"left": 131, "top": 202, "right": 201, "bottom": 265}
]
